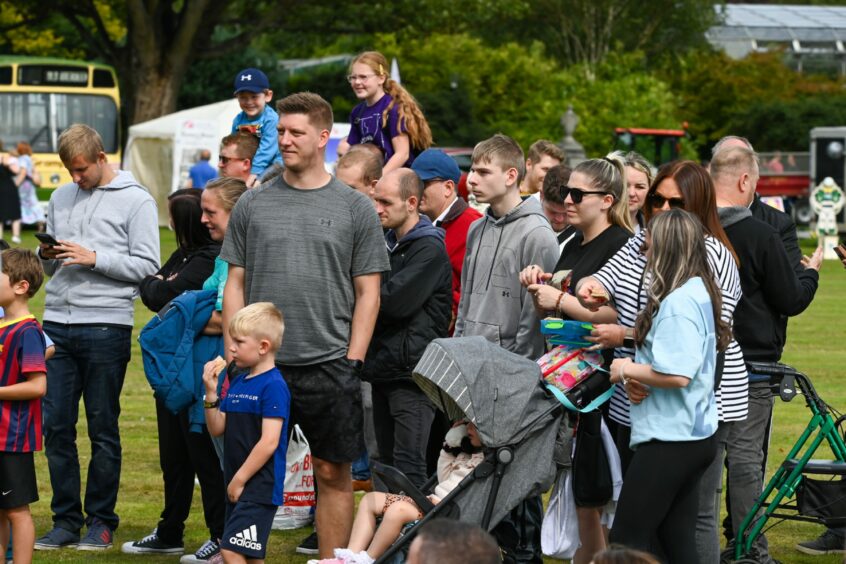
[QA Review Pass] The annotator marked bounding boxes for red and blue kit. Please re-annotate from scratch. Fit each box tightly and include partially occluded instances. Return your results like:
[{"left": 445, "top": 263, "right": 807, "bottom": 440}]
[{"left": 0, "top": 315, "right": 46, "bottom": 452}]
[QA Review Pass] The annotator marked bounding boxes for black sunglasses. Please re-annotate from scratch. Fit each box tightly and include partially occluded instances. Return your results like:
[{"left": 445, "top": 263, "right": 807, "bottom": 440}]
[
  {"left": 559, "top": 186, "right": 610, "bottom": 204},
  {"left": 218, "top": 155, "right": 246, "bottom": 165},
  {"left": 648, "top": 193, "right": 685, "bottom": 209}
]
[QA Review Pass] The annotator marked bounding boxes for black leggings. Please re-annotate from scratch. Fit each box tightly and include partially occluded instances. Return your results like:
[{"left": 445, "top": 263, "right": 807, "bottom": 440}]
[{"left": 610, "top": 435, "right": 717, "bottom": 564}]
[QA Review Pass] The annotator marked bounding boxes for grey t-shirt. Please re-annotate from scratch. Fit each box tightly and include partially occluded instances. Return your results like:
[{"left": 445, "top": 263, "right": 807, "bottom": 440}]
[{"left": 220, "top": 175, "right": 389, "bottom": 365}]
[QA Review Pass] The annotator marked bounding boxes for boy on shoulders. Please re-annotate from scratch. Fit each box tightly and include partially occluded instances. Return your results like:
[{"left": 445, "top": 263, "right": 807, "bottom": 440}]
[
  {"left": 203, "top": 302, "right": 291, "bottom": 564},
  {"left": 231, "top": 68, "right": 283, "bottom": 185}
]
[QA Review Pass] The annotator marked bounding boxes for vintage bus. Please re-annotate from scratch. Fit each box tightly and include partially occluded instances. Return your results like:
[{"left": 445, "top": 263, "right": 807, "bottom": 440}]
[{"left": 0, "top": 56, "right": 121, "bottom": 200}]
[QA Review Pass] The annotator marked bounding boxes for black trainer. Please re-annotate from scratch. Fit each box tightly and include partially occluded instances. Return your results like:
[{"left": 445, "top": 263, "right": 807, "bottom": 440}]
[
  {"left": 121, "top": 529, "right": 184, "bottom": 555},
  {"left": 296, "top": 531, "right": 318, "bottom": 555}
]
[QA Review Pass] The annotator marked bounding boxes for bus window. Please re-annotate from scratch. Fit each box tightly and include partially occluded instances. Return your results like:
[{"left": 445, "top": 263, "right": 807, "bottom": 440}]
[
  {"left": 0, "top": 92, "right": 50, "bottom": 152},
  {"left": 54, "top": 94, "right": 119, "bottom": 153},
  {"left": 0, "top": 93, "right": 118, "bottom": 154}
]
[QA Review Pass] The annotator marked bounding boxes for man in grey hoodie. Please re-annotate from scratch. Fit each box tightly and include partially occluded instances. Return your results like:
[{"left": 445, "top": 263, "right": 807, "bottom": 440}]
[
  {"left": 34, "top": 124, "right": 160, "bottom": 552},
  {"left": 454, "top": 134, "right": 558, "bottom": 562}
]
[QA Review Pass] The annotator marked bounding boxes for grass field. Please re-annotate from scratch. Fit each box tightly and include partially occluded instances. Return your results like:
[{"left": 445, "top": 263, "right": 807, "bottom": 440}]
[{"left": 16, "top": 229, "right": 846, "bottom": 563}]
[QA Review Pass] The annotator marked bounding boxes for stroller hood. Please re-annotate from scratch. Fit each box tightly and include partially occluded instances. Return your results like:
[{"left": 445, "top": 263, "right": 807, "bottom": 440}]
[
  {"left": 413, "top": 337, "right": 557, "bottom": 447},
  {"left": 412, "top": 336, "right": 561, "bottom": 529}
]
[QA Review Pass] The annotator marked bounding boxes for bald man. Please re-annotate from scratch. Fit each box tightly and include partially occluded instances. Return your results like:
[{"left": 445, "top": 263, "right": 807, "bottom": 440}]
[{"left": 365, "top": 169, "right": 452, "bottom": 487}]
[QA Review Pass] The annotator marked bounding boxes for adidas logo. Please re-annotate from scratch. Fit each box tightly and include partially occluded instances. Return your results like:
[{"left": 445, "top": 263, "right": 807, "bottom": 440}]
[{"left": 229, "top": 524, "right": 262, "bottom": 551}]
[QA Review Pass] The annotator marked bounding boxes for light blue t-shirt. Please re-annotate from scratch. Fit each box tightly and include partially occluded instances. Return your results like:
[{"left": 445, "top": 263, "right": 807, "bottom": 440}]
[
  {"left": 630, "top": 277, "right": 718, "bottom": 448},
  {"left": 201, "top": 256, "right": 228, "bottom": 312}
]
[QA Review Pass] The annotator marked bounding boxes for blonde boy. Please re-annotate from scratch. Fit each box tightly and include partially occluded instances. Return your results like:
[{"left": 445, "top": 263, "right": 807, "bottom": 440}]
[
  {"left": 203, "top": 302, "right": 291, "bottom": 564},
  {"left": 0, "top": 249, "right": 47, "bottom": 563}
]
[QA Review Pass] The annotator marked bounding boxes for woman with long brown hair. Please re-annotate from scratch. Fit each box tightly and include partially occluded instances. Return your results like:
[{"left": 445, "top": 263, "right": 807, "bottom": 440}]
[
  {"left": 338, "top": 51, "right": 432, "bottom": 172},
  {"left": 577, "top": 160, "right": 746, "bottom": 563},
  {"left": 607, "top": 208, "right": 730, "bottom": 563}
]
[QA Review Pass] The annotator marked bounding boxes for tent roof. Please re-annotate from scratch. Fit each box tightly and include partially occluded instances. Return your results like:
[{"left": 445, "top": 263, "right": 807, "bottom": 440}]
[{"left": 128, "top": 99, "right": 241, "bottom": 139}]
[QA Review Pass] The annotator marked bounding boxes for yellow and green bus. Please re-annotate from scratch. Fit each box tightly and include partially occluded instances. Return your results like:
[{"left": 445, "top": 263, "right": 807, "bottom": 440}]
[{"left": 0, "top": 56, "right": 121, "bottom": 200}]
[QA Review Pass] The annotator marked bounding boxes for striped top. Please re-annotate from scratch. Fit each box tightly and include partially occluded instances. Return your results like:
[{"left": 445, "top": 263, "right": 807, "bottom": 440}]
[
  {"left": 0, "top": 315, "right": 47, "bottom": 452},
  {"left": 593, "top": 231, "right": 748, "bottom": 425}
]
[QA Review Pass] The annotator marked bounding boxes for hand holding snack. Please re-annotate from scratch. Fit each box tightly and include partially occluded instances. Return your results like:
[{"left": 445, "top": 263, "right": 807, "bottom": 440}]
[
  {"left": 203, "top": 356, "right": 226, "bottom": 394},
  {"left": 576, "top": 278, "right": 609, "bottom": 311}
]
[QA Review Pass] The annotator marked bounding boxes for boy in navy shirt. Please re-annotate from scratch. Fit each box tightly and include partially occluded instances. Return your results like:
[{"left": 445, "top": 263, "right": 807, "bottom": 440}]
[
  {"left": 203, "top": 302, "right": 290, "bottom": 563},
  {"left": 231, "top": 67, "right": 283, "bottom": 185}
]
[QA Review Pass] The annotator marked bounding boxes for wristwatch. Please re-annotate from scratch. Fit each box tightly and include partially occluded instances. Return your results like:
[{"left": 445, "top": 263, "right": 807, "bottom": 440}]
[
  {"left": 348, "top": 358, "right": 364, "bottom": 373},
  {"left": 203, "top": 396, "right": 220, "bottom": 409}
]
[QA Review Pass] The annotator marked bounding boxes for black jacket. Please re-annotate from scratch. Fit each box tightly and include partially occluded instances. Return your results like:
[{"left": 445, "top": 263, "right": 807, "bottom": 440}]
[
  {"left": 750, "top": 195, "right": 803, "bottom": 272},
  {"left": 139, "top": 243, "right": 221, "bottom": 313},
  {"left": 364, "top": 216, "right": 452, "bottom": 382},
  {"left": 718, "top": 207, "right": 818, "bottom": 362}
]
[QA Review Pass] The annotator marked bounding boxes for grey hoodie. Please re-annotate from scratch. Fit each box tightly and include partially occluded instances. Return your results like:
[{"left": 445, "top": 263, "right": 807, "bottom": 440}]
[
  {"left": 454, "top": 196, "right": 559, "bottom": 359},
  {"left": 41, "top": 170, "right": 160, "bottom": 326}
]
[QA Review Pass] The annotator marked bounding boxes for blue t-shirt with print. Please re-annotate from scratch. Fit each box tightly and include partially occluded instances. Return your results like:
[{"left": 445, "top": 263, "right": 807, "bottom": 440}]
[
  {"left": 347, "top": 93, "right": 413, "bottom": 167},
  {"left": 231, "top": 105, "right": 283, "bottom": 176},
  {"left": 220, "top": 366, "right": 290, "bottom": 506},
  {"left": 630, "top": 277, "right": 718, "bottom": 448}
]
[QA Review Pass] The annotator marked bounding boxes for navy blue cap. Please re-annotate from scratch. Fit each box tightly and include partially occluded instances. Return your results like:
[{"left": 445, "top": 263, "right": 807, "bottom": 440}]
[
  {"left": 233, "top": 68, "right": 270, "bottom": 93},
  {"left": 411, "top": 149, "right": 461, "bottom": 185}
]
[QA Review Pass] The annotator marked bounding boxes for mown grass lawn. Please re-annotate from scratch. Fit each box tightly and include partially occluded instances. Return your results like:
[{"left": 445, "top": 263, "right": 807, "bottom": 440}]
[{"left": 18, "top": 229, "right": 846, "bottom": 563}]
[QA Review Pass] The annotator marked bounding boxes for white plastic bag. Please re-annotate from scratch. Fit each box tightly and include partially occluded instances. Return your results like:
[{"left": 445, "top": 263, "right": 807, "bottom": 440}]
[
  {"left": 541, "top": 467, "right": 580, "bottom": 559},
  {"left": 272, "top": 424, "right": 316, "bottom": 530}
]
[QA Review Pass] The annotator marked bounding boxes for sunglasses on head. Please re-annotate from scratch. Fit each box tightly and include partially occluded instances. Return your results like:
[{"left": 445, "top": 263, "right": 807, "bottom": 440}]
[
  {"left": 559, "top": 186, "right": 610, "bottom": 204},
  {"left": 647, "top": 193, "right": 685, "bottom": 209}
]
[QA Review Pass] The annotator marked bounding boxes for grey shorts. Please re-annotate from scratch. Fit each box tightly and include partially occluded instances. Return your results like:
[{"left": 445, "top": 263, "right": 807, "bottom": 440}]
[{"left": 276, "top": 357, "right": 364, "bottom": 463}]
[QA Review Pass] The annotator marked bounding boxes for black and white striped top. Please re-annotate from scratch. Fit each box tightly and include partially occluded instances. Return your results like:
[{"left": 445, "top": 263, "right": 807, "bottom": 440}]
[{"left": 593, "top": 230, "right": 748, "bottom": 425}]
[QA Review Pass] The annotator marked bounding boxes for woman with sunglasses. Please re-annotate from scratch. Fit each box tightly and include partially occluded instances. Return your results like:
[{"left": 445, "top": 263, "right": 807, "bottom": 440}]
[
  {"left": 520, "top": 155, "right": 633, "bottom": 564},
  {"left": 607, "top": 209, "right": 730, "bottom": 563},
  {"left": 576, "top": 161, "right": 745, "bottom": 563}
]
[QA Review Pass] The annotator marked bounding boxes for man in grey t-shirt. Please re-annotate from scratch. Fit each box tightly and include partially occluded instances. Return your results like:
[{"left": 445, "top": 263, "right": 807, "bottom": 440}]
[{"left": 221, "top": 92, "right": 388, "bottom": 559}]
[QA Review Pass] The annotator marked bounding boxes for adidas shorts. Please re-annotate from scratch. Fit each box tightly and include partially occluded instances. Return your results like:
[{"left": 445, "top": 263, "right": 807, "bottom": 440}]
[{"left": 221, "top": 500, "right": 277, "bottom": 558}]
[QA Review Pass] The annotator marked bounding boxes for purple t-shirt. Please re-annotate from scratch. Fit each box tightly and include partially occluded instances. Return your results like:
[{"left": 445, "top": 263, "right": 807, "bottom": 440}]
[{"left": 347, "top": 94, "right": 414, "bottom": 166}]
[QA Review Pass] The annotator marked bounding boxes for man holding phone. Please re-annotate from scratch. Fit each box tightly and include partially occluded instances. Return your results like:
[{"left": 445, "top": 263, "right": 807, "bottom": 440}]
[{"left": 34, "top": 124, "right": 159, "bottom": 552}]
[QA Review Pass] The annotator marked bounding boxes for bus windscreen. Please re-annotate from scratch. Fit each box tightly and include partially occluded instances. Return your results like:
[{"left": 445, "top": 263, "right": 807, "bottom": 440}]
[{"left": 0, "top": 92, "right": 118, "bottom": 153}]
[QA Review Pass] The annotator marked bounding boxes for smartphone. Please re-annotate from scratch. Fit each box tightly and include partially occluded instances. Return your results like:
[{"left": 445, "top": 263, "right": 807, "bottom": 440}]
[
  {"left": 835, "top": 244, "right": 846, "bottom": 261},
  {"left": 35, "top": 233, "right": 60, "bottom": 247}
]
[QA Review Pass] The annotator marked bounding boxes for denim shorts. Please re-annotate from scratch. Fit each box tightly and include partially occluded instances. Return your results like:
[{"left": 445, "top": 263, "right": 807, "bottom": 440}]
[{"left": 276, "top": 357, "right": 364, "bottom": 463}]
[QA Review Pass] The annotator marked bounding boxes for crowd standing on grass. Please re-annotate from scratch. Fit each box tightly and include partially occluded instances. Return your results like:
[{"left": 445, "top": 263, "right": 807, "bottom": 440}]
[{"left": 0, "top": 49, "right": 835, "bottom": 563}]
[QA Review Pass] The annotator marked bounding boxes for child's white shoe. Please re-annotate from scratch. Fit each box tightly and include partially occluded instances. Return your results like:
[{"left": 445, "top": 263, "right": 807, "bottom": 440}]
[{"left": 332, "top": 548, "right": 374, "bottom": 564}]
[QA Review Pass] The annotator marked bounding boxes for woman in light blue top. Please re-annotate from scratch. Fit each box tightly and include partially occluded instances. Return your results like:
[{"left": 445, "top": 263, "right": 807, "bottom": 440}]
[{"left": 607, "top": 209, "right": 732, "bottom": 563}]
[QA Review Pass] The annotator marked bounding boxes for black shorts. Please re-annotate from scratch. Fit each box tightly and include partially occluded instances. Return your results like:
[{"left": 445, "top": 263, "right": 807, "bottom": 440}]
[
  {"left": 0, "top": 452, "right": 38, "bottom": 509},
  {"left": 276, "top": 357, "right": 364, "bottom": 463},
  {"left": 221, "top": 500, "right": 277, "bottom": 559}
]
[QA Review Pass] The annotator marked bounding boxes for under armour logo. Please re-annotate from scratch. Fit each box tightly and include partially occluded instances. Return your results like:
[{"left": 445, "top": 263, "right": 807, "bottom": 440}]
[
  {"left": 319, "top": 218, "right": 332, "bottom": 227},
  {"left": 502, "top": 290, "right": 510, "bottom": 298},
  {"left": 241, "top": 74, "right": 252, "bottom": 81}
]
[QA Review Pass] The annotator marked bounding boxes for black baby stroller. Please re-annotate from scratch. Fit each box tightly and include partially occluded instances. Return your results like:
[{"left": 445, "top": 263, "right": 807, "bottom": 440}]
[
  {"left": 725, "top": 361, "right": 846, "bottom": 563},
  {"left": 371, "top": 336, "right": 563, "bottom": 564}
]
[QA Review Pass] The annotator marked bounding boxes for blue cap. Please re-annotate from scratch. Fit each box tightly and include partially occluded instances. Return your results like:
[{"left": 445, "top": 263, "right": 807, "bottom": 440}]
[
  {"left": 233, "top": 68, "right": 270, "bottom": 93},
  {"left": 411, "top": 149, "right": 461, "bottom": 185}
]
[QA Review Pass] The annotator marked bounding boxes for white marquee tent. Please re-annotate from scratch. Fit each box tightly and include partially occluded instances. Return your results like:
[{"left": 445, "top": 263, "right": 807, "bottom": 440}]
[{"left": 123, "top": 99, "right": 350, "bottom": 226}]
